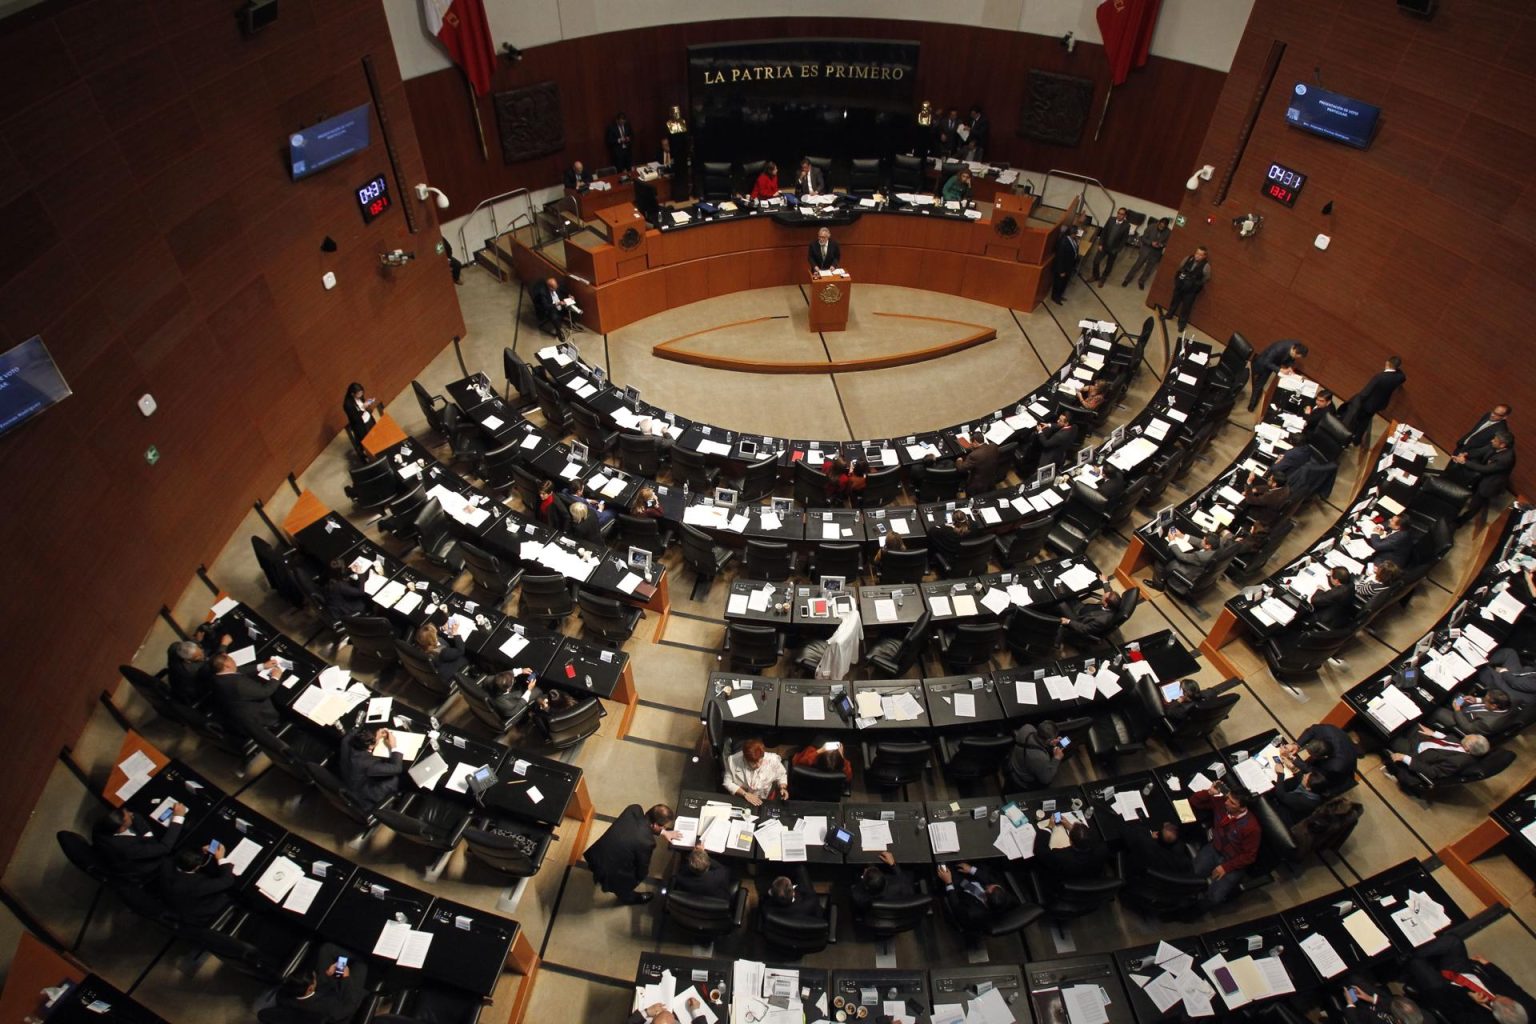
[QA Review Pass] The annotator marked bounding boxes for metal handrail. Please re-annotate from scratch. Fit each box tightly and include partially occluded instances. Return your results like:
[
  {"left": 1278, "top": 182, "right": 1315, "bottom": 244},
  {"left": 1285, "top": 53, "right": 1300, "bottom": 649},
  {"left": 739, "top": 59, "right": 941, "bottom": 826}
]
[
  {"left": 1038, "top": 170, "right": 1117, "bottom": 227},
  {"left": 455, "top": 187, "right": 536, "bottom": 265}
]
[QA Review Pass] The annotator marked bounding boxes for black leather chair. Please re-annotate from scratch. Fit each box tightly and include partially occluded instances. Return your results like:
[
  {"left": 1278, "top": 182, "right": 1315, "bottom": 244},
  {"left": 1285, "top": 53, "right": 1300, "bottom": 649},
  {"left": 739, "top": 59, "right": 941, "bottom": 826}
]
[
  {"left": 412, "top": 498, "right": 466, "bottom": 575},
  {"left": 1162, "top": 547, "right": 1243, "bottom": 617},
  {"left": 670, "top": 445, "right": 720, "bottom": 491},
  {"left": 1402, "top": 748, "right": 1516, "bottom": 794},
  {"left": 252, "top": 536, "right": 309, "bottom": 611},
  {"left": 1026, "top": 870, "right": 1125, "bottom": 921},
  {"left": 859, "top": 466, "right": 903, "bottom": 506},
  {"left": 935, "top": 534, "right": 994, "bottom": 577},
  {"left": 865, "top": 610, "right": 931, "bottom": 678},
  {"left": 441, "top": 404, "right": 488, "bottom": 468},
  {"left": 1262, "top": 625, "right": 1357, "bottom": 681},
  {"left": 890, "top": 154, "right": 923, "bottom": 192},
  {"left": 572, "top": 404, "right": 620, "bottom": 460},
  {"left": 679, "top": 523, "right": 735, "bottom": 599},
  {"left": 380, "top": 484, "right": 429, "bottom": 546},
  {"left": 412, "top": 380, "right": 450, "bottom": 441},
  {"left": 1409, "top": 473, "right": 1473, "bottom": 526},
  {"left": 760, "top": 904, "right": 837, "bottom": 957},
  {"left": 503, "top": 346, "right": 539, "bottom": 411},
  {"left": 1211, "top": 331, "right": 1254, "bottom": 392},
  {"left": 458, "top": 674, "right": 530, "bottom": 735},
  {"left": 533, "top": 377, "right": 575, "bottom": 435},
  {"left": 811, "top": 542, "right": 863, "bottom": 582},
  {"left": 940, "top": 734, "right": 1015, "bottom": 786},
  {"left": 387, "top": 984, "right": 484, "bottom": 1024},
  {"left": 463, "top": 816, "right": 549, "bottom": 877},
  {"left": 875, "top": 546, "right": 929, "bottom": 584},
  {"left": 858, "top": 893, "right": 933, "bottom": 939},
  {"left": 1163, "top": 692, "right": 1241, "bottom": 750},
  {"left": 701, "top": 162, "right": 734, "bottom": 200},
  {"left": 936, "top": 621, "right": 1002, "bottom": 672},
  {"left": 789, "top": 762, "right": 849, "bottom": 801},
  {"left": 848, "top": 158, "right": 882, "bottom": 194},
  {"left": 479, "top": 440, "right": 523, "bottom": 493},
  {"left": 184, "top": 923, "right": 307, "bottom": 985},
  {"left": 459, "top": 541, "right": 523, "bottom": 607},
  {"left": 619, "top": 433, "right": 665, "bottom": 476},
  {"left": 738, "top": 457, "right": 780, "bottom": 503},
  {"left": 306, "top": 760, "right": 386, "bottom": 827},
  {"left": 616, "top": 512, "right": 672, "bottom": 557},
  {"left": 342, "top": 615, "right": 401, "bottom": 669},
  {"left": 518, "top": 572, "right": 577, "bottom": 628},
  {"left": 722, "top": 622, "right": 785, "bottom": 672},
  {"left": 662, "top": 887, "right": 749, "bottom": 940},
  {"left": 1227, "top": 518, "right": 1295, "bottom": 581},
  {"left": 576, "top": 589, "right": 643, "bottom": 644},
  {"left": 793, "top": 460, "right": 829, "bottom": 507},
  {"left": 745, "top": 540, "right": 796, "bottom": 581},
  {"left": 372, "top": 792, "right": 472, "bottom": 876},
  {"left": 1120, "top": 867, "right": 1210, "bottom": 918},
  {"left": 862, "top": 740, "right": 932, "bottom": 790},
  {"left": 996, "top": 517, "right": 1054, "bottom": 567},
  {"left": 536, "top": 696, "right": 605, "bottom": 748},
  {"left": 345, "top": 458, "right": 400, "bottom": 512},
  {"left": 912, "top": 465, "right": 962, "bottom": 503}
]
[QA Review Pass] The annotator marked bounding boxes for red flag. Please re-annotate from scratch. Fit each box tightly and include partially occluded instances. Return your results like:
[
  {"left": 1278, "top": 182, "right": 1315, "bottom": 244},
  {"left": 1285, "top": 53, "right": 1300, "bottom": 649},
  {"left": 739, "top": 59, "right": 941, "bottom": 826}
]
[
  {"left": 423, "top": 0, "right": 496, "bottom": 96},
  {"left": 1097, "top": 0, "right": 1163, "bottom": 86}
]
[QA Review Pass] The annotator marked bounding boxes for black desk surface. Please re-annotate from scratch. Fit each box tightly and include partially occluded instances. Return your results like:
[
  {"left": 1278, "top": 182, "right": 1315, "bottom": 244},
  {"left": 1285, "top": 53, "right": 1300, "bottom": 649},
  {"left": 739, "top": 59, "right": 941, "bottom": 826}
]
[
  {"left": 926, "top": 797, "right": 1002, "bottom": 863},
  {"left": 869, "top": 506, "right": 928, "bottom": 542},
  {"left": 1204, "top": 913, "right": 1320, "bottom": 999},
  {"left": 176, "top": 800, "right": 285, "bottom": 888},
  {"left": 317, "top": 866, "right": 432, "bottom": 966},
  {"left": 844, "top": 802, "right": 929, "bottom": 864},
  {"left": 483, "top": 751, "right": 581, "bottom": 827},
  {"left": 928, "top": 965, "right": 1026, "bottom": 1024},
  {"left": 1354, "top": 859, "right": 1466, "bottom": 954},
  {"left": 851, "top": 680, "right": 931, "bottom": 733},
  {"left": 48, "top": 974, "right": 168, "bottom": 1024},
  {"left": 635, "top": 952, "right": 734, "bottom": 1007},
  {"left": 547, "top": 637, "right": 629, "bottom": 701},
  {"left": 1024, "top": 954, "right": 1134, "bottom": 1024},
  {"left": 1085, "top": 771, "right": 1179, "bottom": 841},
  {"left": 470, "top": 620, "right": 565, "bottom": 678},
  {"left": 725, "top": 579, "right": 795, "bottom": 627},
  {"left": 1001, "top": 786, "right": 1100, "bottom": 841},
  {"left": 830, "top": 969, "right": 932, "bottom": 1024},
  {"left": 760, "top": 800, "right": 846, "bottom": 866},
  {"left": 244, "top": 832, "right": 354, "bottom": 930},
  {"left": 860, "top": 583, "right": 928, "bottom": 629},
  {"left": 776, "top": 679, "right": 851, "bottom": 732},
  {"left": 1114, "top": 937, "right": 1205, "bottom": 1023},
  {"left": 1493, "top": 775, "right": 1536, "bottom": 838},
  {"left": 409, "top": 896, "right": 517, "bottom": 998},
  {"left": 923, "top": 675, "right": 1007, "bottom": 731},
  {"left": 120, "top": 760, "right": 225, "bottom": 838},
  {"left": 706, "top": 674, "right": 782, "bottom": 733}
]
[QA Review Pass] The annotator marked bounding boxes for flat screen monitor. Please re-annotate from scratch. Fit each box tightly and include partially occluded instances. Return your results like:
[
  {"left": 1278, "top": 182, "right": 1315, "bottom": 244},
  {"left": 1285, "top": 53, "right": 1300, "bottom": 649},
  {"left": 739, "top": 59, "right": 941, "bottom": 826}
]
[
  {"left": 289, "top": 103, "right": 373, "bottom": 180},
  {"left": 1285, "top": 83, "right": 1380, "bottom": 149},
  {"left": 0, "top": 336, "right": 71, "bottom": 438}
]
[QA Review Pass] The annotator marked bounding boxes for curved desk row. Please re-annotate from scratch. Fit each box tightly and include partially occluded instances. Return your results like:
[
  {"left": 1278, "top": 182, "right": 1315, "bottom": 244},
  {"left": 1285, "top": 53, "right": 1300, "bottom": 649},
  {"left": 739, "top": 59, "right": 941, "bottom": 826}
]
[{"left": 507, "top": 196, "right": 1077, "bottom": 334}]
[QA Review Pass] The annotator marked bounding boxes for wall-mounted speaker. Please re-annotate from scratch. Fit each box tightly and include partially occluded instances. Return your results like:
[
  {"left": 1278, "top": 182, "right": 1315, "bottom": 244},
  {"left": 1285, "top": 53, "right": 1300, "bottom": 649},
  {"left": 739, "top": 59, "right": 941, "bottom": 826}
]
[
  {"left": 1397, "top": 0, "right": 1437, "bottom": 17},
  {"left": 237, "top": 0, "right": 279, "bottom": 37}
]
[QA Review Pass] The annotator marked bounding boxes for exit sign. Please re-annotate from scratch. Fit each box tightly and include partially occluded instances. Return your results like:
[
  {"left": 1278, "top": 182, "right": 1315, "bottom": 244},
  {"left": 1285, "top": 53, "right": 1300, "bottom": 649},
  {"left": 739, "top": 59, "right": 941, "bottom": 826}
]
[
  {"left": 1175, "top": 214, "right": 1186, "bottom": 228},
  {"left": 145, "top": 445, "right": 160, "bottom": 465}
]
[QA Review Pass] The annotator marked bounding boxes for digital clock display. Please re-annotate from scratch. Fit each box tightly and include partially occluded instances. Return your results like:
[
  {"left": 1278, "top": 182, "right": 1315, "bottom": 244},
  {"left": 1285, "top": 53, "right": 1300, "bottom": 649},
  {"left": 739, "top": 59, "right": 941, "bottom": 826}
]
[
  {"left": 356, "top": 174, "right": 391, "bottom": 223},
  {"left": 1261, "top": 162, "right": 1306, "bottom": 207}
]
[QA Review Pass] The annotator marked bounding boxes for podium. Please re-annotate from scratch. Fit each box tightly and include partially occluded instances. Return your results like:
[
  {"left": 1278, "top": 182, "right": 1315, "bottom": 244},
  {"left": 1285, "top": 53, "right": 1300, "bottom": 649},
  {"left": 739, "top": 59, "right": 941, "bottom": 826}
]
[
  {"left": 597, "top": 205, "right": 650, "bottom": 278},
  {"left": 808, "top": 270, "right": 852, "bottom": 332}
]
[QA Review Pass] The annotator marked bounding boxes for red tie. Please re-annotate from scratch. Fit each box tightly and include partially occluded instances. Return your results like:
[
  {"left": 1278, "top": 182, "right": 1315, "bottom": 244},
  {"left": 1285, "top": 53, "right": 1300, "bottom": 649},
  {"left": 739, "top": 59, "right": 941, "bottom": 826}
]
[{"left": 1441, "top": 969, "right": 1494, "bottom": 1000}]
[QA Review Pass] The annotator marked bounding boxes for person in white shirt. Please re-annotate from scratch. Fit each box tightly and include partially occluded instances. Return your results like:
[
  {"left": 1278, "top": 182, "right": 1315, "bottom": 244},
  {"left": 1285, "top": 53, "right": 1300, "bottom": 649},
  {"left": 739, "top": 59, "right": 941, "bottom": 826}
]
[{"left": 722, "top": 739, "right": 788, "bottom": 805}]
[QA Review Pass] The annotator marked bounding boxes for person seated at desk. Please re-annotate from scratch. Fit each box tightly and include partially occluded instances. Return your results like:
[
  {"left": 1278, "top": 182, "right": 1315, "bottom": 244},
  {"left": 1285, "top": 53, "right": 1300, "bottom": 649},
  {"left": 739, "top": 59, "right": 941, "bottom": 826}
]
[
  {"left": 759, "top": 863, "right": 822, "bottom": 919},
  {"left": 167, "top": 640, "right": 213, "bottom": 706},
  {"left": 262, "top": 945, "right": 369, "bottom": 1024},
  {"left": 488, "top": 668, "right": 543, "bottom": 722},
  {"left": 337, "top": 725, "right": 404, "bottom": 808},
  {"left": 748, "top": 161, "right": 780, "bottom": 200},
  {"left": 1122, "top": 821, "right": 1195, "bottom": 876},
  {"left": 1431, "top": 688, "right": 1516, "bottom": 737},
  {"left": 1028, "top": 413, "right": 1081, "bottom": 475},
  {"left": 1285, "top": 722, "right": 1359, "bottom": 788},
  {"left": 793, "top": 159, "right": 825, "bottom": 197},
  {"left": 1057, "top": 589, "right": 1122, "bottom": 646},
  {"left": 211, "top": 653, "right": 282, "bottom": 740},
  {"left": 1337, "top": 977, "right": 1428, "bottom": 1024},
  {"left": 1355, "top": 560, "right": 1401, "bottom": 604},
  {"left": 792, "top": 741, "right": 853, "bottom": 782},
  {"left": 928, "top": 508, "right": 974, "bottom": 563},
  {"left": 1303, "top": 389, "right": 1337, "bottom": 438},
  {"left": 1188, "top": 782, "right": 1260, "bottom": 906},
  {"left": 808, "top": 227, "right": 840, "bottom": 272},
  {"left": 1076, "top": 381, "right": 1107, "bottom": 412},
  {"left": 564, "top": 160, "right": 594, "bottom": 190},
  {"left": 158, "top": 843, "right": 238, "bottom": 926},
  {"left": 563, "top": 479, "right": 616, "bottom": 527},
  {"left": 630, "top": 1007, "right": 705, "bottom": 1024},
  {"left": 532, "top": 689, "right": 581, "bottom": 733},
  {"left": 414, "top": 621, "right": 467, "bottom": 686},
  {"left": 631, "top": 485, "right": 664, "bottom": 518},
  {"left": 582, "top": 803, "right": 678, "bottom": 905},
  {"left": 941, "top": 167, "right": 972, "bottom": 202},
  {"left": 1367, "top": 514, "right": 1414, "bottom": 568},
  {"left": 1161, "top": 679, "right": 1203, "bottom": 728},
  {"left": 823, "top": 455, "right": 854, "bottom": 503},
  {"left": 1141, "top": 528, "right": 1231, "bottom": 592},
  {"left": 1241, "top": 471, "right": 1292, "bottom": 527},
  {"left": 850, "top": 851, "right": 917, "bottom": 916},
  {"left": 1033, "top": 820, "right": 1109, "bottom": 879},
  {"left": 670, "top": 843, "right": 734, "bottom": 902},
  {"left": 872, "top": 532, "right": 908, "bottom": 571},
  {"left": 1478, "top": 648, "right": 1536, "bottom": 698},
  {"left": 342, "top": 382, "right": 383, "bottom": 446},
  {"left": 1273, "top": 769, "right": 1326, "bottom": 826},
  {"left": 93, "top": 804, "right": 185, "bottom": 881},
  {"left": 955, "top": 434, "right": 1004, "bottom": 495},
  {"left": 322, "top": 559, "right": 370, "bottom": 620},
  {"left": 1450, "top": 431, "right": 1515, "bottom": 529},
  {"left": 1386, "top": 725, "right": 1490, "bottom": 792},
  {"left": 1297, "top": 566, "right": 1357, "bottom": 631},
  {"left": 1003, "top": 720, "right": 1065, "bottom": 791},
  {"left": 568, "top": 501, "right": 604, "bottom": 544},
  {"left": 936, "top": 861, "right": 1016, "bottom": 933},
  {"left": 656, "top": 136, "right": 675, "bottom": 176},
  {"left": 535, "top": 478, "right": 561, "bottom": 525},
  {"left": 722, "top": 739, "right": 788, "bottom": 806},
  {"left": 1404, "top": 934, "right": 1536, "bottom": 1024}
]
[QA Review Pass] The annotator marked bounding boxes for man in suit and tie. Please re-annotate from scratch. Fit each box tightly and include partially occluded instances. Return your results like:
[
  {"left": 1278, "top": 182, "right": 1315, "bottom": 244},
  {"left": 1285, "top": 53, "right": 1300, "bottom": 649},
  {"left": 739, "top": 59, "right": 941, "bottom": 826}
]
[
  {"left": 1295, "top": 722, "right": 1360, "bottom": 787},
  {"left": 1050, "top": 227, "right": 1081, "bottom": 304},
  {"left": 1141, "top": 529, "right": 1230, "bottom": 592},
  {"left": 1090, "top": 207, "right": 1132, "bottom": 286},
  {"left": 1339, "top": 356, "right": 1407, "bottom": 446},
  {"left": 1479, "top": 648, "right": 1536, "bottom": 699},
  {"left": 669, "top": 844, "right": 734, "bottom": 902},
  {"left": 1454, "top": 405, "right": 1512, "bottom": 456},
  {"left": 1030, "top": 412, "right": 1080, "bottom": 473},
  {"left": 1431, "top": 689, "right": 1517, "bottom": 738},
  {"left": 93, "top": 804, "right": 186, "bottom": 881},
  {"left": 336, "top": 726, "right": 404, "bottom": 809},
  {"left": 1058, "top": 589, "right": 1123, "bottom": 646},
  {"left": 1387, "top": 725, "right": 1490, "bottom": 791},
  {"left": 1306, "top": 567, "right": 1358, "bottom": 630},
  {"left": 955, "top": 433, "right": 1003, "bottom": 494},
  {"left": 166, "top": 640, "right": 213, "bottom": 707},
  {"left": 534, "top": 276, "right": 578, "bottom": 338},
  {"left": 563, "top": 160, "right": 593, "bottom": 190},
  {"left": 1366, "top": 513, "right": 1414, "bottom": 568},
  {"left": 849, "top": 851, "right": 918, "bottom": 918},
  {"left": 605, "top": 112, "right": 633, "bottom": 171},
  {"left": 1451, "top": 432, "right": 1515, "bottom": 528},
  {"left": 807, "top": 227, "right": 840, "bottom": 272},
  {"left": 159, "top": 843, "right": 239, "bottom": 926},
  {"left": 582, "top": 803, "right": 677, "bottom": 904},
  {"left": 1248, "top": 340, "right": 1309, "bottom": 412},
  {"left": 210, "top": 654, "right": 282, "bottom": 741},
  {"left": 1404, "top": 933, "right": 1536, "bottom": 1024},
  {"left": 265, "top": 946, "right": 370, "bottom": 1024},
  {"left": 793, "top": 159, "right": 824, "bottom": 197},
  {"left": 937, "top": 861, "right": 1016, "bottom": 933},
  {"left": 758, "top": 864, "right": 822, "bottom": 920}
]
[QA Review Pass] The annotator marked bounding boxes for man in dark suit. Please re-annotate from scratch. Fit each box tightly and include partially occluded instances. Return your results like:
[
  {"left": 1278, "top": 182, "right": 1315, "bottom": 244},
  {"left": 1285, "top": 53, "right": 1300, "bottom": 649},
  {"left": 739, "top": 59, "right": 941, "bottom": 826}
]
[
  {"left": 1033, "top": 821, "right": 1109, "bottom": 879},
  {"left": 962, "top": 104, "right": 990, "bottom": 158},
  {"left": 793, "top": 159, "right": 825, "bottom": 196},
  {"left": 1295, "top": 722, "right": 1359, "bottom": 786},
  {"left": 807, "top": 227, "right": 840, "bottom": 271},
  {"left": 1050, "top": 227, "right": 1081, "bottom": 304},
  {"left": 1142, "top": 529, "right": 1229, "bottom": 592},
  {"left": 937, "top": 861, "right": 1016, "bottom": 933},
  {"left": 263, "top": 945, "right": 369, "bottom": 1024},
  {"left": 1059, "top": 589, "right": 1123, "bottom": 646},
  {"left": 1306, "top": 568, "right": 1358, "bottom": 630},
  {"left": 564, "top": 160, "right": 593, "bottom": 189},
  {"left": 1090, "top": 207, "right": 1132, "bottom": 285},
  {"left": 1163, "top": 246, "right": 1210, "bottom": 332},
  {"left": 210, "top": 654, "right": 282, "bottom": 740},
  {"left": 159, "top": 844, "right": 239, "bottom": 926},
  {"left": 1122, "top": 822, "right": 1195, "bottom": 876},
  {"left": 1366, "top": 514, "right": 1414, "bottom": 568},
  {"left": 1387, "top": 725, "right": 1489, "bottom": 791},
  {"left": 1241, "top": 472, "right": 1292, "bottom": 526},
  {"left": 1339, "top": 356, "right": 1406, "bottom": 446},
  {"left": 605, "top": 113, "right": 633, "bottom": 170},
  {"left": 336, "top": 726, "right": 404, "bottom": 809},
  {"left": 1274, "top": 770, "right": 1325, "bottom": 826},
  {"left": 486, "top": 669, "right": 541, "bottom": 725},
  {"left": 1431, "top": 689, "right": 1516, "bottom": 738},
  {"left": 1003, "top": 721, "right": 1065, "bottom": 791},
  {"left": 955, "top": 434, "right": 1003, "bottom": 494},
  {"left": 669, "top": 844, "right": 733, "bottom": 902},
  {"left": 1247, "top": 339, "right": 1309, "bottom": 411},
  {"left": 93, "top": 805, "right": 185, "bottom": 881},
  {"left": 1122, "top": 217, "right": 1170, "bottom": 289},
  {"left": 1479, "top": 648, "right": 1536, "bottom": 698},
  {"left": 582, "top": 803, "right": 676, "bottom": 904},
  {"left": 166, "top": 640, "right": 212, "bottom": 707},
  {"left": 1404, "top": 933, "right": 1536, "bottom": 1024},
  {"left": 1454, "top": 405, "right": 1512, "bottom": 456},
  {"left": 1031, "top": 412, "right": 1080, "bottom": 474},
  {"left": 534, "top": 276, "right": 577, "bottom": 337},
  {"left": 758, "top": 864, "right": 822, "bottom": 920},
  {"left": 1451, "top": 432, "right": 1515, "bottom": 528},
  {"left": 849, "top": 851, "right": 917, "bottom": 917}
]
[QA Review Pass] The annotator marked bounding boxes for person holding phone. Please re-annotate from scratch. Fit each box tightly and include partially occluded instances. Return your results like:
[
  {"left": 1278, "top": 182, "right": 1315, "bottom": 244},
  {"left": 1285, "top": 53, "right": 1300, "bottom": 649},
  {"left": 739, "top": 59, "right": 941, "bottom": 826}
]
[
  {"left": 158, "top": 841, "right": 239, "bottom": 926},
  {"left": 262, "top": 945, "right": 367, "bottom": 1024},
  {"left": 1003, "top": 721, "right": 1067, "bottom": 792},
  {"left": 1187, "top": 782, "right": 1260, "bottom": 905}
]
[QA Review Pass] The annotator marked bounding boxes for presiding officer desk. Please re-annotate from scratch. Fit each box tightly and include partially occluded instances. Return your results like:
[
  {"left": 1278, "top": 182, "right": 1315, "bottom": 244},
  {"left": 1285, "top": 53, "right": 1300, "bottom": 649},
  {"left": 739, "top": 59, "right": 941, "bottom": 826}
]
[{"left": 509, "top": 193, "right": 1078, "bottom": 333}]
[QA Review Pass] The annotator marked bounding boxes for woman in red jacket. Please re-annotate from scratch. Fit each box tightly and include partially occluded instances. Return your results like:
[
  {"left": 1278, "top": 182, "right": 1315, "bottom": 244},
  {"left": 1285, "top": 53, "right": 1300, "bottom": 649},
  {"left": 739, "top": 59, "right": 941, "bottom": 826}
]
[{"left": 749, "top": 161, "right": 779, "bottom": 200}]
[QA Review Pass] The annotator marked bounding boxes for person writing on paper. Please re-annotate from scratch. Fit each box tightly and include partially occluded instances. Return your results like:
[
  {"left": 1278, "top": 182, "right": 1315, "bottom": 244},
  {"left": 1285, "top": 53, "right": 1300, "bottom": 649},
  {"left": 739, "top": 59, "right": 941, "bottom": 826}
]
[
  {"left": 167, "top": 640, "right": 214, "bottom": 707},
  {"left": 337, "top": 726, "right": 403, "bottom": 809},
  {"left": 668, "top": 844, "right": 734, "bottom": 902},
  {"left": 1386, "top": 726, "right": 1490, "bottom": 793},
  {"left": 158, "top": 843, "right": 238, "bottom": 926},
  {"left": 342, "top": 382, "right": 383, "bottom": 447},
  {"left": 1003, "top": 721, "right": 1066, "bottom": 791},
  {"left": 414, "top": 622, "right": 467, "bottom": 687},
  {"left": 582, "top": 803, "right": 678, "bottom": 905},
  {"left": 1247, "top": 340, "right": 1309, "bottom": 413},
  {"left": 534, "top": 277, "right": 580, "bottom": 337},
  {"left": 93, "top": 805, "right": 186, "bottom": 882},
  {"left": 850, "top": 850, "right": 916, "bottom": 917},
  {"left": 759, "top": 864, "right": 821, "bottom": 920},
  {"left": 936, "top": 861, "right": 1016, "bottom": 933},
  {"left": 266, "top": 944, "right": 369, "bottom": 1024},
  {"left": 211, "top": 653, "right": 282, "bottom": 740},
  {"left": 1288, "top": 723, "right": 1359, "bottom": 788},
  {"left": 792, "top": 741, "right": 853, "bottom": 782},
  {"left": 564, "top": 159, "right": 593, "bottom": 190},
  {"left": 631, "top": 485, "right": 664, "bottom": 518},
  {"left": 1122, "top": 821, "right": 1195, "bottom": 877},
  {"left": 1033, "top": 820, "right": 1109, "bottom": 879},
  {"left": 1187, "top": 782, "right": 1260, "bottom": 905},
  {"left": 941, "top": 167, "right": 972, "bottom": 202},
  {"left": 749, "top": 161, "right": 780, "bottom": 200},
  {"left": 794, "top": 158, "right": 824, "bottom": 197},
  {"left": 1404, "top": 934, "right": 1536, "bottom": 1024},
  {"left": 722, "top": 739, "right": 788, "bottom": 805},
  {"left": 807, "top": 227, "right": 840, "bottom": 272}
]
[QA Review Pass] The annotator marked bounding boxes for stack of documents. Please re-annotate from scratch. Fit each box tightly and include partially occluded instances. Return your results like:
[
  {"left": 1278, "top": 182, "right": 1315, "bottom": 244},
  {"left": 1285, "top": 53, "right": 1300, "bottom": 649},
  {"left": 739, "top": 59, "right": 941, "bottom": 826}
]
[
  {"left": 1199, "top": 951, "right": 1296, "bottom": 1011},
  {"left": 1121, "top": 941, "right": 1217, "bottom": 1018},
  {"left": 858, "top": 817, "right": 894, "bottom": 851},
  {"left": 372, "top": 919, "right": 435, "bottom": 970},
  {"left": 1366, "top": 684, "right": 1420, "bottom": 731},
  {"left": 114, "top": 749, "right": 159, "bottom": 802}
]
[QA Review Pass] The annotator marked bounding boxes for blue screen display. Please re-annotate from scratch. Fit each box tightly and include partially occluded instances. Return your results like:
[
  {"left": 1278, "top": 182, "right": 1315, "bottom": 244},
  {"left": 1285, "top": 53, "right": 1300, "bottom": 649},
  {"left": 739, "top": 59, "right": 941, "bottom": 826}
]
[
  {"left": 288, "top": 103, "right": 372, "bottom": 180},
  {"left": 1285, "top": 83, "right": 1380, "bottom": 149},
  {"left": 0, "top": 336, "right": 72, "bottom": 438}
]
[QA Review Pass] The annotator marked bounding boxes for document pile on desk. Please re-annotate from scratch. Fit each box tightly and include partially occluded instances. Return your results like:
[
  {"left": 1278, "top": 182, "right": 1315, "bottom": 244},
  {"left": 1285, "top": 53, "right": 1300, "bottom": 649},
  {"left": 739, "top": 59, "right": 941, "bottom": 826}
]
[
  {"left": 1342, "top": 908, "right": 1392, "bottom": 955},
  {"left": 1229, "top": 740, "right": 1287, "bottom": 795},
  {"left": 114, "top": 749, "right": 160, "bottom": 802},
  {"left": 1056, "top": 561, "right": 1101, "bottom": 594},
  {"left": 1122, "top": 940, "right": 1218, "bottom": 1018},
  {"left": 292, "top": 668, "right": 370, "bottom": 726},
  {"left": 1366, "top": 683, "right": 1421, "bottom": 732},
  {"left": 255, "top": 856, "right": 320, "bottom": 913},
  {"left": 857, "top": 817, "right": 894, "bottom": 851},
  {"left": 425, "top": 484, "right": 492, "bottom": 528},
  {"left": 1109, "top": 788, "right": 1149, "bottom": 821},
  {"left": 1198, "top": 950, "right": 1296, "bottom": 1011},
  {"left": 695, "top": 802, "right": 756, "bottom": 855},
  {"left": 878, "top": 691, "right": 925, "bottom": 722},
  {"left": 753, "top": 817, "right": 813, "bottom": 861},
  {"left": 372, "top": 918, "right": 435, "bottom": 970},
  {"left": 932, "top": 986, "right": 1010, "bottom": 1024},
  {"left": 725, "top": 962, "right": 795, "bottom": 1024},
  {"left": 1386, "top": 889, "right": 1453, "bottom": 946},
  {"left": 990, "top": 805, "right": 1036, "bottom": 861},
  {"left": 519, "top": 539, "right": 598, "bottom": 581}
]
